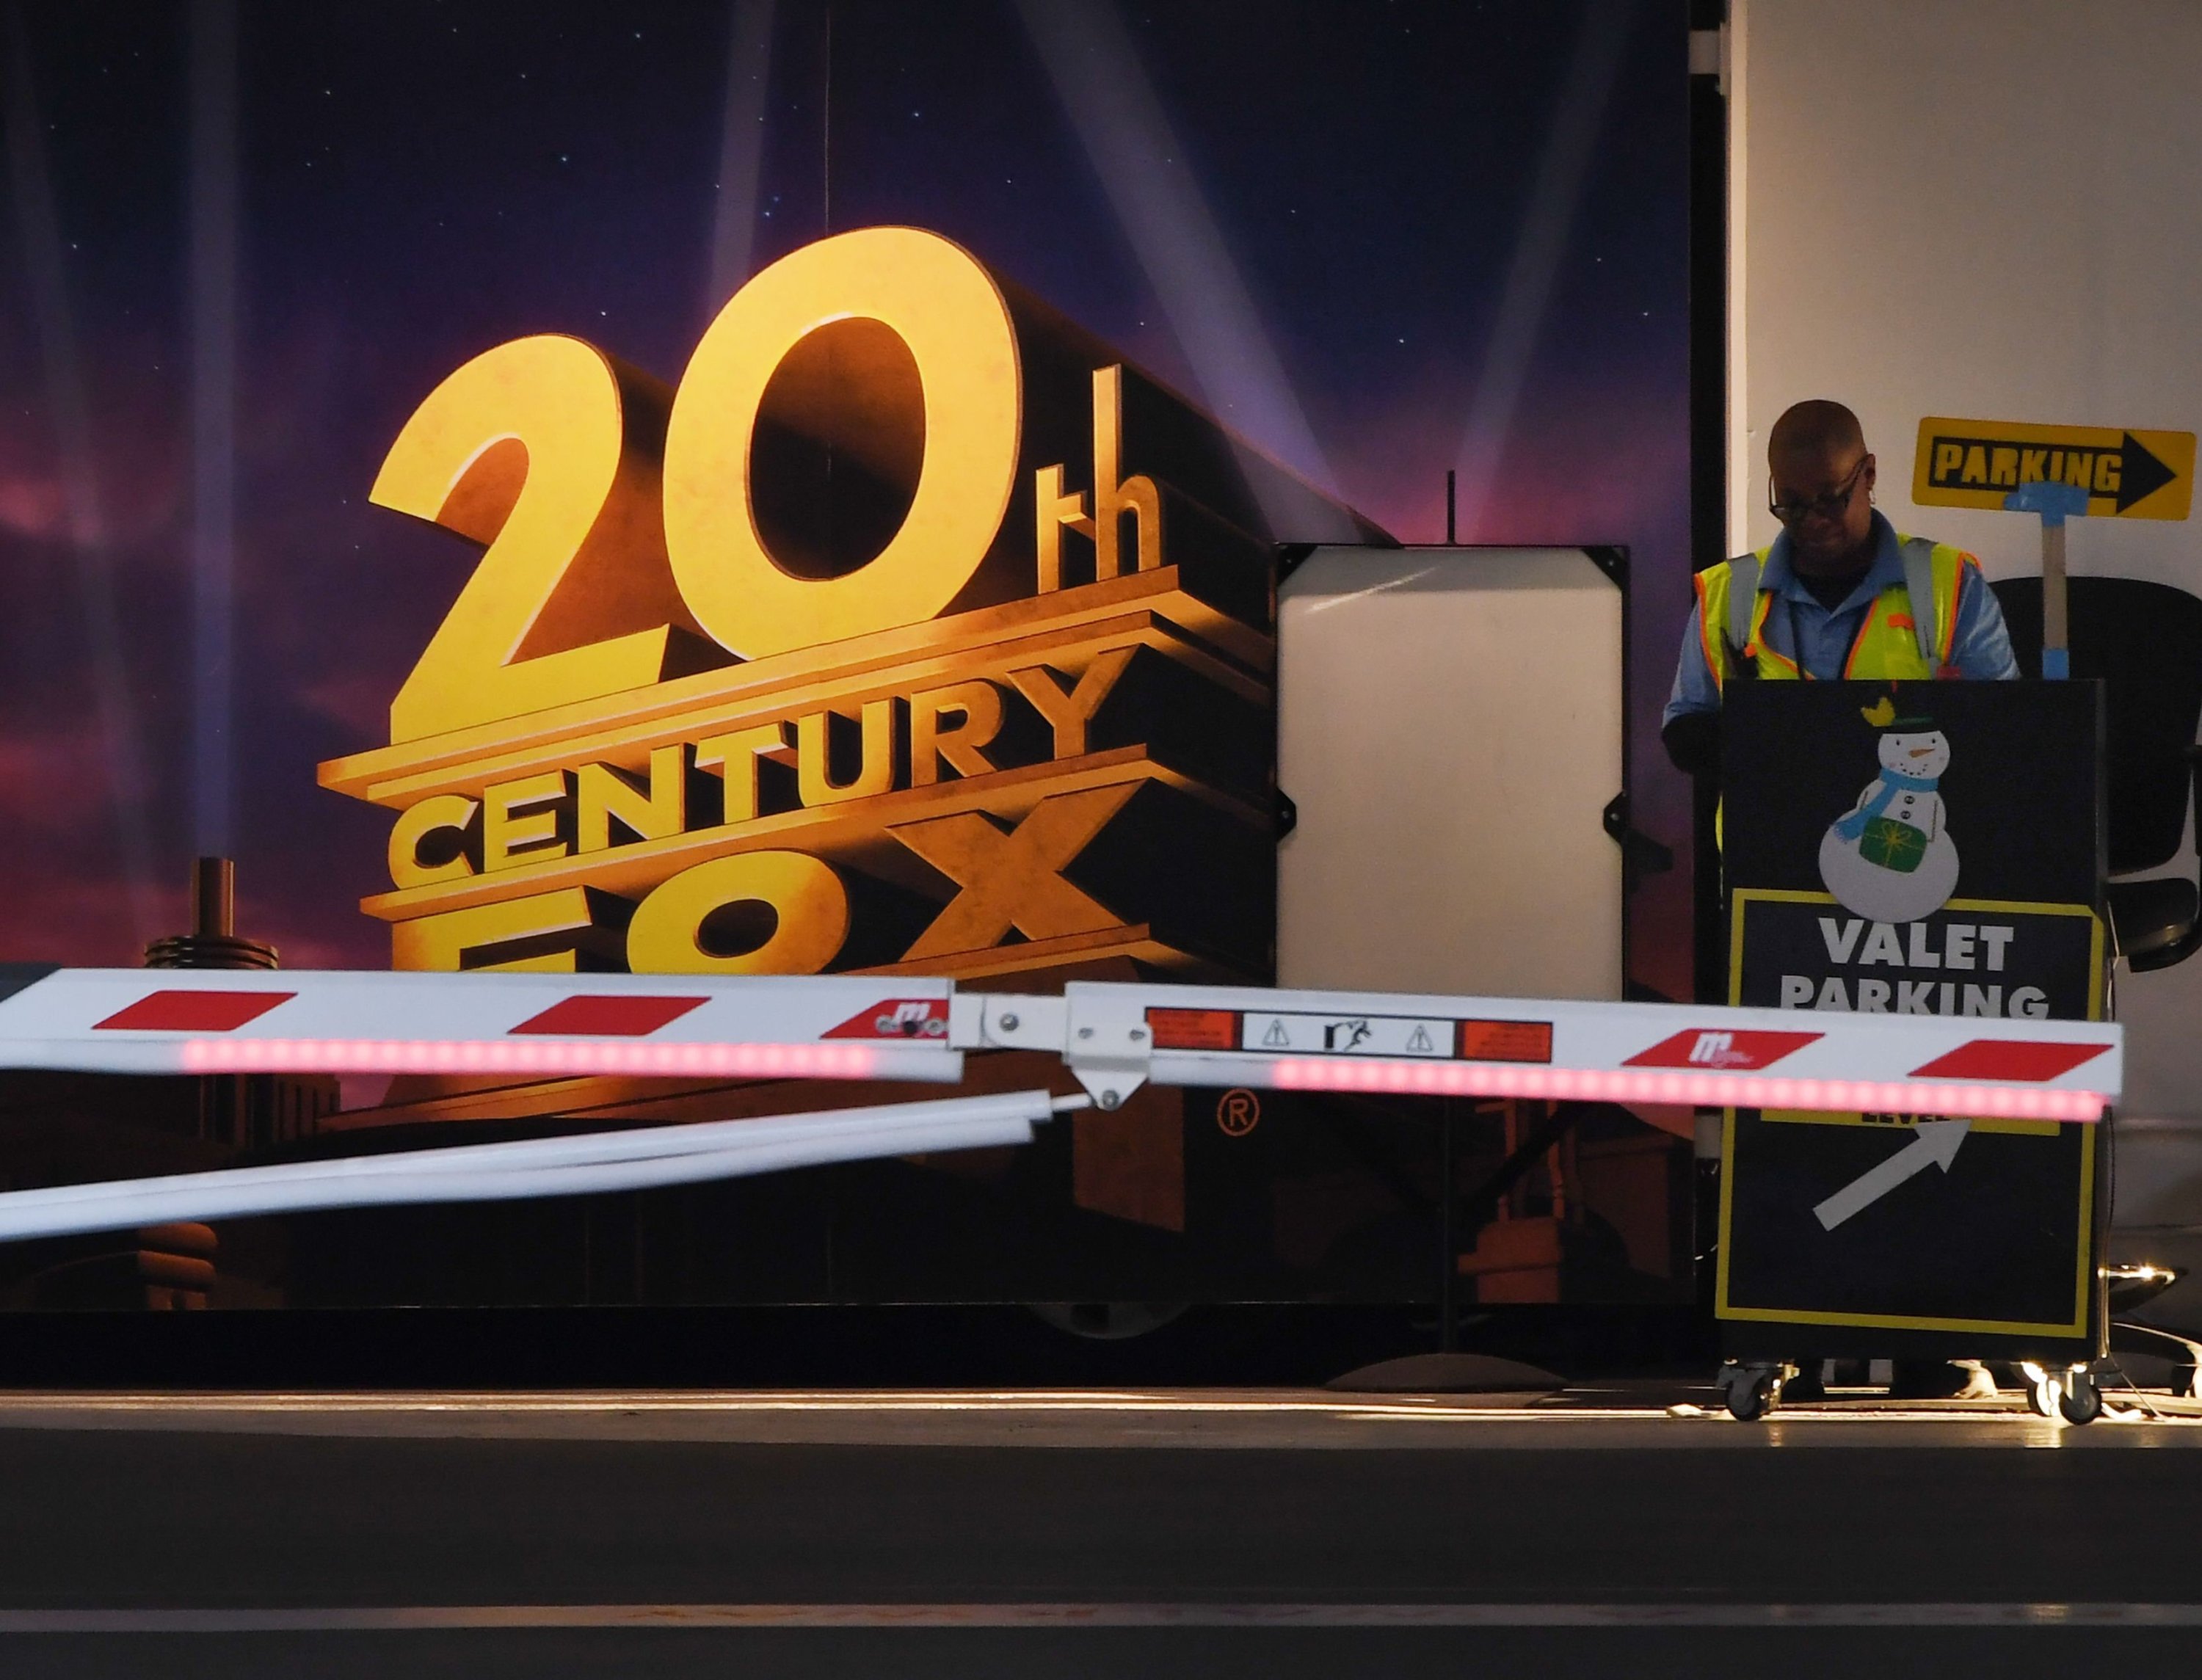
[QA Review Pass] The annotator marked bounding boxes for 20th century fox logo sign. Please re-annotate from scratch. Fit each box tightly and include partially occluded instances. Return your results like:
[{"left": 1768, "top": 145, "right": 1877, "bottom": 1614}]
[{"left": 319, "top": 228, "right": 1364, "bottom": 981}]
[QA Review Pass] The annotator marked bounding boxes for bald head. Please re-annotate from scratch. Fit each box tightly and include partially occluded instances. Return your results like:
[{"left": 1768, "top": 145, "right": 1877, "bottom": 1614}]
[
  {"left": 1766, "top": 399, "right": 1877, "bottom": 573},
  {"left": 1769, "top": 399, "right": 1866, "bottom": 464}
]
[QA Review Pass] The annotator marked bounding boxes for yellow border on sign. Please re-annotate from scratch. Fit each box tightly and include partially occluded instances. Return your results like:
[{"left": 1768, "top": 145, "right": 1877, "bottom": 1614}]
[
  {"left": 1715, "top": 888, "right": 2104, "bottom": 1338},
  {"left": 1759, "top": 1110, "right": 2061, "bottom": 1138}
]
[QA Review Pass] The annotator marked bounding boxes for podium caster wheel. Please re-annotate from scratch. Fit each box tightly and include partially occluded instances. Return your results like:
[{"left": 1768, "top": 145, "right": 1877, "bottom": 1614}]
[
  {"left": 2028, "top": 1375, "right": 2060, "bottom": 1419},
  {"left": 1721, "top": 1365, "right": 1781, "bottom": 1422},
  {"left": 2058, "top": 1370, "right": 2104, "bottom": 1427}
]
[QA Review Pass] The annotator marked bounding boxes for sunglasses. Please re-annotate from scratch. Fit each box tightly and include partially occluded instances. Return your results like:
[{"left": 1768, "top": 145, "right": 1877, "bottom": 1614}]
[{"left": 1767, "top": 456, "right": 1869, "bottom": 525}]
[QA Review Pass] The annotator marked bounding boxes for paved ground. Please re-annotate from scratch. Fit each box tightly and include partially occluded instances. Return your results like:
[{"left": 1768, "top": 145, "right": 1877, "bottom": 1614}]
[{"left": 0, "top": 1386, "right": 2197, "bottom": 1676}]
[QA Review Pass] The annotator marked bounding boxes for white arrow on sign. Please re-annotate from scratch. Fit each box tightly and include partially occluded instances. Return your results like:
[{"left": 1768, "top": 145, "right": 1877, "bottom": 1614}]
[{"left": 1812, "top": 1120, "right": 1972, "bottom": 1232}]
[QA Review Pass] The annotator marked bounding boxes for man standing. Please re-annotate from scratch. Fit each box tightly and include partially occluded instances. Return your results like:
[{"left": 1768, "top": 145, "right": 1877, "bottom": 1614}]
[
  {"left": 1663, "top": 399, "right": 2019, "bottom": 779},
  {"left": 1665, "top": 399, "right": 2021, "bottom": 1405}
]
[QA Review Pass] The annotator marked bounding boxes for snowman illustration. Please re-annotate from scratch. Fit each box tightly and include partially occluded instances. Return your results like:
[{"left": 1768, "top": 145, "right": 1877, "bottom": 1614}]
[{"left": 1817, "top": 697, "right": 1961, "bottom": 924}]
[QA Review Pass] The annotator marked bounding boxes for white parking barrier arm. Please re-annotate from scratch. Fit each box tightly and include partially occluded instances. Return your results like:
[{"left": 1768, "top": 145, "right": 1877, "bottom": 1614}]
[
  {"left": 0, "top": 967, "right": 967, "bottom": 1084},
  {"left": 953, "top": 982, "right": 2123, "bottom": 1122},
  {"left": 0, "top": 967, "right": 2122, "bottom": 1121},
  {"left": 0, "top": 1090, "right": 1083, "bottom": 1243}
]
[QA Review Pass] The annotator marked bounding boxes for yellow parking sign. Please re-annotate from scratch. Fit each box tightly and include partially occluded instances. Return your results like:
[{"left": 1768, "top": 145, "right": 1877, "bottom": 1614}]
[{"left": 1912, "top": 416, "right": 2193, "bottom": 520}]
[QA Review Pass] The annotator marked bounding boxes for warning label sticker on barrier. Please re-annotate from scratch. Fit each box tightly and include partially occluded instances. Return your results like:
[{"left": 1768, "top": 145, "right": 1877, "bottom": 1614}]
[
  {"left": 1207, "top": 1011, "right": 1555, "bottom": 1063},
  {"left": 1144, "top": 1008, "right": 1240, "bottom": 1052},
  {"left": 1456, "top": 1019, "right": 1555, "bottom": 1063},
  {"left": 1240, "top": 1012, "right": 1455, "bottom": 1058}
]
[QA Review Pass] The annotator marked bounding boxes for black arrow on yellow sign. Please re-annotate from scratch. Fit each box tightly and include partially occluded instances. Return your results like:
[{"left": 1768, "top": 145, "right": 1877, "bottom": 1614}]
[{"left": 2112, "top": 432, "right": 2182, "bottom": 512}]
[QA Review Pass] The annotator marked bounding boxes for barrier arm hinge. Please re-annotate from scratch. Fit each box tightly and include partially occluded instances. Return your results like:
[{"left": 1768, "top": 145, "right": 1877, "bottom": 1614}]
[{"left": 946, "top": 988, "right": 1152, "bottom": 1110}]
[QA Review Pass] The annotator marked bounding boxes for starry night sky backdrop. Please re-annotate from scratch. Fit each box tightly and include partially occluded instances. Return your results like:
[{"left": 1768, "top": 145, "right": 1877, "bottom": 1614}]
[{"left": 0, "top": 0, "right": 1694, "bottom": 994}]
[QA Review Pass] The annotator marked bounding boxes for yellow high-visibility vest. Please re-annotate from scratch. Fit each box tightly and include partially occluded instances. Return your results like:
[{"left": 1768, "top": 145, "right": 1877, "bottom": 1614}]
[{"left": 1694, "top": 536, "right": 1974, "bottom": 687}]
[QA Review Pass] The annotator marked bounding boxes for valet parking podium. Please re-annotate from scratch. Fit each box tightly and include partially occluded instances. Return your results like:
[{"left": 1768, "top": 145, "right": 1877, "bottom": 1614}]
[{"left": 1716, "top": 680, "right": 2112, "bottom": 1419}]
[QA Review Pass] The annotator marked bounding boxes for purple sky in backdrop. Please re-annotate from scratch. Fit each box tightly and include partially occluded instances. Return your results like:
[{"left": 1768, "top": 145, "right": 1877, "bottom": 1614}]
[{"left": 0, "top": 0, "right": 1693, "bottom": 991}]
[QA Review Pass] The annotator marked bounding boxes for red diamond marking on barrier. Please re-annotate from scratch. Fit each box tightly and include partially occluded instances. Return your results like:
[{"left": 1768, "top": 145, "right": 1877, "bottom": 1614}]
[
  {"left": 95, "top": 991, "right": 295, "bottom": 1032},
  {"left": 1623, "top": 1028, "right": 1822, "bottom": 1072},
  {"left": 1909, "top": 1040, "right": 2112, "bottom": 1082},
  {"left": 509, "top": 995, "right": 708, "bottom": 1037}
]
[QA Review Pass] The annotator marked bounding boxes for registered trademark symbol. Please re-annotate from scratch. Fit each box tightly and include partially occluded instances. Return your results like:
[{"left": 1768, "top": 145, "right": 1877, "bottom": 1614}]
[{"left": 1216, "top": 1088, "right": 1260, "bottom": 1137}]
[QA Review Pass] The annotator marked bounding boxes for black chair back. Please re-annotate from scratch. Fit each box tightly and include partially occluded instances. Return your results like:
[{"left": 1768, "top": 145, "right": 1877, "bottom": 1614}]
[{"left": 1991, "top": 575, "right": 2202, "bottom": 875}]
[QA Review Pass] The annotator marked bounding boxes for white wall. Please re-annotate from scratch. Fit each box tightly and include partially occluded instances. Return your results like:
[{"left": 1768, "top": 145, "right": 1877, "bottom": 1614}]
[{"left": 1733, "top": 0, "right": 2202, "bottom": 1129}]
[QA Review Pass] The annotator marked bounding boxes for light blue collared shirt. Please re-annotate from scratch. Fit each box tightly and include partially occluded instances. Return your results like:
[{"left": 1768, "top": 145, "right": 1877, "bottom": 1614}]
[{"left": 1663, "top": 512, "right": 2021, "bottom": 727}]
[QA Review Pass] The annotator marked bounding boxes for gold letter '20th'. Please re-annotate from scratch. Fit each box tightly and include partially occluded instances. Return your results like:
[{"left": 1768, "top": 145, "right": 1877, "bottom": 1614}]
[{"left": 371, "top": 227, "right": 1024, "bottom": 743}]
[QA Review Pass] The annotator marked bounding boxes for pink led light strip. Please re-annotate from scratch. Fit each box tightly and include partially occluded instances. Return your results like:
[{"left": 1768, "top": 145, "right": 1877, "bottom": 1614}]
[
  {"left": 1268, "top": 1058, "right": 2107, "bottom": 1121},
  {"left": 179, "top": 1039, "right": 882, "bottom": 1080}
]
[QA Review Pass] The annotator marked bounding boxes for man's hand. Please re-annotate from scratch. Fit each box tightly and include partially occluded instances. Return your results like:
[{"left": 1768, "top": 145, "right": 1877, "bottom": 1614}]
[{"left": 1661, "top": 711, "right": 1721, "bottom": 780}]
